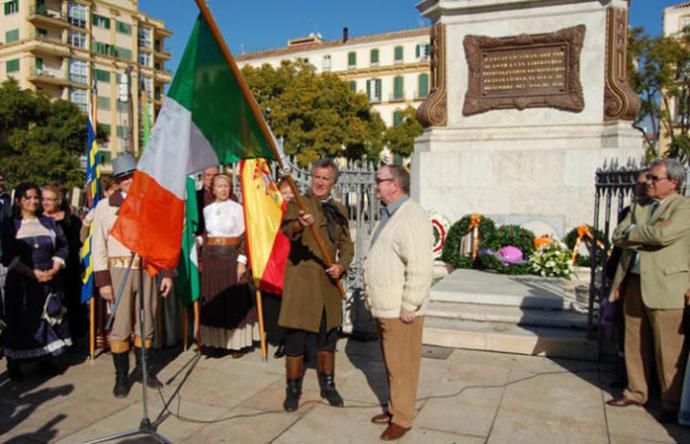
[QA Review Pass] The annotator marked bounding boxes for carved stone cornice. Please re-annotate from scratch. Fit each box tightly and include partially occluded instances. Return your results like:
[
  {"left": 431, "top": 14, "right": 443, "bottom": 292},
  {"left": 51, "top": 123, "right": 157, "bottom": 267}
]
[
  {"left": 417, "top": 23, "right": 447, "bottom": 128},
  {"left": 462, "top": 25, "right": 586, "bottom": 116},
  {"left": 604, "top": 7, "right": 641, "bottom": 121}
]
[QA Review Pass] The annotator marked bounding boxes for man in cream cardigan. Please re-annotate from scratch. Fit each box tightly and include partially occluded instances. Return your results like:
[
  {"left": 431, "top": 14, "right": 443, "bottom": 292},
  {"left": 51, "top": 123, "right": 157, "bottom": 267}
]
[{"left": 365, "top": 165, "right": 434, "bottom": 441}]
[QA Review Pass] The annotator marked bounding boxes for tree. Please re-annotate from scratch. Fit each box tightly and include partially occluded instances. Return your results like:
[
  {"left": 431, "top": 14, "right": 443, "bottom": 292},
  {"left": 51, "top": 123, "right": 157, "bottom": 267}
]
[
  {"left": 629, "top": 26, "right": 690, "bottom": 162},
  {"left": 242, "top": 61, "right": 385, "bottom": 165},
  {"left": 383, "top": 106, "right": 423, "bottom": 158},
  {"left": 0, "top": 80, "right": 90, "bottom": 190}
]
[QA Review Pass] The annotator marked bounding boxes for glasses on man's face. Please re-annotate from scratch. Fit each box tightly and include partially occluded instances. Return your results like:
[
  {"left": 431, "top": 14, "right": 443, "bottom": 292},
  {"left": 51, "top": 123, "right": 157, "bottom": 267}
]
[
  {"left": 375, "top": 178, "right": 393, "bottom": 185},
  {"left": 646, "top": 174, "right": 669, "bottom": 183}
]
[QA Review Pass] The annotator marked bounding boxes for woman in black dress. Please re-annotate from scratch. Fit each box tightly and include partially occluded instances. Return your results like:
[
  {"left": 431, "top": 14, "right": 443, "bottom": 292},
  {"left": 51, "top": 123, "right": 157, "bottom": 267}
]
[{"left": 2, "top": 183, "right": 71, "bottom": 380}]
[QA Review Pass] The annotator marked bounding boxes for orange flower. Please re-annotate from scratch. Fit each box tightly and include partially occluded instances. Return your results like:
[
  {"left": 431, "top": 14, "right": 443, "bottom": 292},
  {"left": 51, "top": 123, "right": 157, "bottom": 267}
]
[
  {"left": 468, "top": 213, "right": 482, "bottom": 230},
  {"left": 534, "top": 236, "right": 552, "bottom": 249}
]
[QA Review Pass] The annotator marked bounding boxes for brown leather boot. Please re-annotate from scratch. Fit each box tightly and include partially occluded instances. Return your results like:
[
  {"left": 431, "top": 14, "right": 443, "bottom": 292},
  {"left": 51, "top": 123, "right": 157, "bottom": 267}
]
[
  {"left": 283, "top": 355, "right": 303, "bottom": 412},
  {"left": 317, "top": 351, "right": 344, "bottom": 407}
]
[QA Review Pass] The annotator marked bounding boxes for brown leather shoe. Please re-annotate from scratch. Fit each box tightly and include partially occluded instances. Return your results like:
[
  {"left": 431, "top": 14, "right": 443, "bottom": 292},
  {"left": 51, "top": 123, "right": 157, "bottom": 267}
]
[
  {"left": 380, "top": 423, "right": 410, "bottom": 441},
  {"left": 606, "top": 397, "right": 644, "bottom": 407},
  {"left": 371, "top": 412, "right": 392, "bottom": 425}
]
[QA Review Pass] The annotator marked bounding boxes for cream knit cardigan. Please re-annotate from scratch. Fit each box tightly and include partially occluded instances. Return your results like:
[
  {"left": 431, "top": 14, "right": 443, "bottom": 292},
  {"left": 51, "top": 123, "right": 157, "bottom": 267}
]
[{"left": 364, "top": 199, "right": 434, "bottom": 318}]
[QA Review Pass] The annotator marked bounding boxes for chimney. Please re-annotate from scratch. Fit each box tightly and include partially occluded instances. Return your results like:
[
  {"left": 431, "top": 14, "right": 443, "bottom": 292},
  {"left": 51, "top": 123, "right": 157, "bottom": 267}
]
[{"left": 343, "top": 27, "right": 349, "bottom": 43}]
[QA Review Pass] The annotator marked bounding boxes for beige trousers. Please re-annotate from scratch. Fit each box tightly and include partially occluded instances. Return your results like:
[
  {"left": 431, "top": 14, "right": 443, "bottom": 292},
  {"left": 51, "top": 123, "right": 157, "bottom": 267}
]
[
  {"left": 109, "top": 267, "right": 158, "bottom": 350},
  {"left": 377, "top": 316, "right": 424, "bottom": 428},
  {"left": 622, "top": 275, "right": 687, "bottom": 410}
]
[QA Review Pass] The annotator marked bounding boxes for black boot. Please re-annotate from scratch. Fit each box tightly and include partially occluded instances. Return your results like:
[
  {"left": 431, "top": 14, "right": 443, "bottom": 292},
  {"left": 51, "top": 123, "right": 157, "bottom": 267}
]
[
  {"left": 112, "top": 352, "right": 130, "bottom": 398},
  {"left": 283, "top": 355, "right": 303, "bottom": 412},
  {"left": 131, "top": 347, "right": 163, "bottom": 389},
  {"left": 318, "top": 351, "right": 344, "bottom": 407}
]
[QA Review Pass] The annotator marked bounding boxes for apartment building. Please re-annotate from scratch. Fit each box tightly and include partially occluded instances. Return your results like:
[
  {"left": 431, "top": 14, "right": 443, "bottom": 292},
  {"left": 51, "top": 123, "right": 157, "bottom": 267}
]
[
  {"left": 0, "top": 0, "right": 172, "bottom": 167},
  {"left": 236, "top": 27, "right": 431, "bottom": 159}
]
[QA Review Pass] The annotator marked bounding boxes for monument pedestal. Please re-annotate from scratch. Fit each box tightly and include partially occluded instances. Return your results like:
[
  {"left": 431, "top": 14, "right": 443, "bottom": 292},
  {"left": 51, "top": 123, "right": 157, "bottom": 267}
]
[{"left": 413, "top": 0, "right": 643, "bottom": 236}]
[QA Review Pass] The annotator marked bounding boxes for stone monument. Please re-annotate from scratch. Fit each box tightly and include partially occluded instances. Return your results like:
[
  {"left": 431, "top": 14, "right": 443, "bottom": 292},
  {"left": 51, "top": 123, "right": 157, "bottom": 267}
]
[{"left": 413, "top": 0, "right": 642, "bottom": 237}]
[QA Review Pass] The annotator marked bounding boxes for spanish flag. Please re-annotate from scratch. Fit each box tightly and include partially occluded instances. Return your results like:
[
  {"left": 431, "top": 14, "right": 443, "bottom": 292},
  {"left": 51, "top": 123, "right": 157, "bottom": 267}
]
[{"left": 240, "top": 159, "right": 289, "bottom": 294}]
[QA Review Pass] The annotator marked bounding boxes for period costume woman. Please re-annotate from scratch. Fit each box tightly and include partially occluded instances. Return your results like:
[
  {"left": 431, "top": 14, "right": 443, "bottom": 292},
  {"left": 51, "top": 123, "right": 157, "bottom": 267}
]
[
  {"left": 2, "top": 183, "right": 71, "bottom": 380},
  {"left": 200, "top": 174, "right": 259, "bottom": 356}
]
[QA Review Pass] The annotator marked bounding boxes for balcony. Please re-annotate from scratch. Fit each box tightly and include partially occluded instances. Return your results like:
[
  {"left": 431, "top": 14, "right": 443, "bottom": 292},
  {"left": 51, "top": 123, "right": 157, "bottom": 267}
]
[
  {"left": 28, "top": 66, "right": 69, "bottom": 87},
  {"left": 27, "top": 5, "right": 70, "bottom": 28},
  {"left": 154, "top": 49, "right": 172, "bottom": 60},
  {"left": 27, "top": 33, "right": 69, "bottom": 57},
  {"left": 155, "top": 70, "right": 173, "bottom": 84}
]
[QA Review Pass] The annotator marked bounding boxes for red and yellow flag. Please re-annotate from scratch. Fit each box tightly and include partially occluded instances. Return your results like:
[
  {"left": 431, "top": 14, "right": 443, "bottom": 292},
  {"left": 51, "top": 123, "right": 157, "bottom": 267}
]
[{"left": 240, "top": 159, "right": 290, "bottom": 294}]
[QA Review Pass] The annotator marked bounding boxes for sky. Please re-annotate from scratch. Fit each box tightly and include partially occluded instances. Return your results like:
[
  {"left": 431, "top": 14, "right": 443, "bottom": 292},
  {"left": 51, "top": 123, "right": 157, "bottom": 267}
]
[{"left": 140, "top": 0, "right": 683, "bottom": 76}]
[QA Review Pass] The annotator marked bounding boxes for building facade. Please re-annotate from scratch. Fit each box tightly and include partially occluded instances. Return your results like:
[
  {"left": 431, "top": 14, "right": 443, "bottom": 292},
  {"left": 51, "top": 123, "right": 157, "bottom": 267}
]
[
  {"left": 0, "top": 0, "right": 172, "bottom": 169},
  {"left": 236, "top": 28, "right": 431, "bottom": 161}
]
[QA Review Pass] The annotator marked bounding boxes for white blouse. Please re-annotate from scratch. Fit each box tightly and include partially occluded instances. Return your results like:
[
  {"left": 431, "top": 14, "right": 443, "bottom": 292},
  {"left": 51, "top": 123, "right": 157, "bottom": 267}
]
[{"left": 204, "top": 200, "right": 245, "bottom": 237}]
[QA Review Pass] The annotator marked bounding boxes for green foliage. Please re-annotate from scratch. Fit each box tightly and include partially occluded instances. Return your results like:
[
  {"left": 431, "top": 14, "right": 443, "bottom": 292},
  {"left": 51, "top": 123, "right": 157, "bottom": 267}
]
[
  {"left": 563, "top": 225, "right": 608, "bottom": 267},
  {"left": 529, "top": 241, "right": 574, "bottom": 279},
  {"left": 241, "top": 61, "right": 385, "bottom": 166},
  {"left": 383, "top": 106, "right": 423, "bottom": 157},
  {"left": 0, "top": 79, "right": 87, "bottom": 189},
  {"left": 628, "top": 26, "right": 690, "bottom": 162},
  {"left": 485, "top": 225, "right": 536, "bottom": 258},
  {"left": 476, "top": 253, "right": 533, "bottom": 275},
  {"left": 441, "top": 215, "right": 496, "bottom": 269}
]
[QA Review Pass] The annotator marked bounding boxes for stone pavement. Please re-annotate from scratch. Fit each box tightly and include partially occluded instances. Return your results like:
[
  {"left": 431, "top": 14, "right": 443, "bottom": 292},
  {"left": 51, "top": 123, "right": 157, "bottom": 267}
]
[{"left": 1, "top": 339, "right": 689, "bottom": 443}]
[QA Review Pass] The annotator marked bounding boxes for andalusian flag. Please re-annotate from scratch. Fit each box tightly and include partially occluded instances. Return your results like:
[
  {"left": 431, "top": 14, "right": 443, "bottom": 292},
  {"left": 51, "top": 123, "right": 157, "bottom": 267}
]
[
  {"left": 176, "top": 177, "right": 200, "bottom": 306},
  {"left": 80, "top": 118, "right": 101, "bottom": 303},
  {"left": 111, "top": 12, "right": 275, "bottom": 271},
  {"left": 241, "top": 159, "right": 290, "bottom": 294}
]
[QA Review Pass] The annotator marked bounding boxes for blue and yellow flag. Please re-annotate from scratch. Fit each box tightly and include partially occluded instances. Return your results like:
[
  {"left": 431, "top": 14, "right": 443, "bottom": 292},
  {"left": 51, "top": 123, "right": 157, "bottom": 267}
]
[{"left": 80, "top": 118, "right": 101, "bottom": 303}]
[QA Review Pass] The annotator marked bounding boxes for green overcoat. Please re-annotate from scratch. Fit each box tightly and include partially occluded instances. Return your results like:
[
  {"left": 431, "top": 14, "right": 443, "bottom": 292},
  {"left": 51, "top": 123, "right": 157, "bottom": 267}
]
[{"left": 278, "top": 192, "right": 354, "bottom": 333}]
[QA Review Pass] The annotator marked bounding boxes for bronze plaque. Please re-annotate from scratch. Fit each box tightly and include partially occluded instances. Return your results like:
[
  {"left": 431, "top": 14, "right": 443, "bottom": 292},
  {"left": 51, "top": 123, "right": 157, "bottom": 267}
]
[{"left": 463, "top": 25, "right": 585, "bottom": 116}]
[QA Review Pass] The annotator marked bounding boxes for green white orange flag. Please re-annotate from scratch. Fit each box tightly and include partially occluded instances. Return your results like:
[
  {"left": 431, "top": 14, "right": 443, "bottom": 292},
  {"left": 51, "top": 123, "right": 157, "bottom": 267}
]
[
  {"left": 176, "top": 177, "right": 200, "bottom": 306},
  {"left": 240, "top": 159, "right": 290, "bottom": 294},
  {"left": 111, "top": 12, "right": 275, "bottom": 272}
]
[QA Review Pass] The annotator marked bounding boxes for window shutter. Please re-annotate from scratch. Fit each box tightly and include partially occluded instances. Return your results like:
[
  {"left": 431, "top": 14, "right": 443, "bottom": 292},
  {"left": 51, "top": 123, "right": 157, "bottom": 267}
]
[
  {"left": 371, "top": 49, "right": 379, "bottom": 64},
  {"left": 393, "top": 111, "right": 402, "bottom": 127},
  {"left": 366, "top": 80, "right": 371, "bottom": 100},
  {"left": 349, "top": 80, "right": 357, "bottom": 92},
  {"left": 5, "top": 29, "right": 19, "bottom": 42},
  {"left": 35, "top": 57, "right": 43, "bottom": 70},
  {"left": 415, "top": 44, "right": 420, "bottom": 59},
  {"left": 418, "top": 74, "right": 429, "bottom": 98},
  {"left": 376, "top": 79, "right": 382, "bottom": 99},
  {"left": 348, "top": 51, "right": 356, "bottom": 67},
  {"left": 394, "top": 46, "right": 403, "bottom": 62},
  {"left": 6, "top": 58, "right": 19, "bottom": 73},
  {"left": 394, "top": 76, "right": 404, "bottom": 99}
]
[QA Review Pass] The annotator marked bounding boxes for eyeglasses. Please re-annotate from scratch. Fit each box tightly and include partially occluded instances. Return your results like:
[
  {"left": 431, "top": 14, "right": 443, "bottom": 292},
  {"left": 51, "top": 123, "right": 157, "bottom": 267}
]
[
  {"left": 646, "top": 174, "right": 670, "bottom": 183},
  {"left": 375, "top": 178, "right": 394, "bottom": 185}
]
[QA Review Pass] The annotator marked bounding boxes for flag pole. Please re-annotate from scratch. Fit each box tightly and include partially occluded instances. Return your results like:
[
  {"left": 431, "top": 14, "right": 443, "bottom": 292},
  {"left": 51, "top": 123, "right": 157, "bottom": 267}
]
[
  {"left": 89, "top": 81, "right": 98, "bottom": 362},
  {"left": 182, "top": 306, "right": 189, "bottom": 350},
  {"left": 194, "top": 0, "right": 347, "bottom": 300},
  {"left": 255, "top": 288, "right": 267, "bottom": 361},
  {"left": 193, "top": 300, "right": 200, "bottom": 348}
]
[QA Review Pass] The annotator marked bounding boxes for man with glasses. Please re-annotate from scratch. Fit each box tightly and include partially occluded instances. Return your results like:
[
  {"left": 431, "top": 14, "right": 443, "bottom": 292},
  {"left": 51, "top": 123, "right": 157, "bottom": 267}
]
[
  {"left": 607, "top": 158, "right": 690, "bottom": 423},
  {"left": 278, "top": 158, "right": 354, "bottom": 412},
  {"left": 366, "top": 165, "right": 434, "bottom": 441}
]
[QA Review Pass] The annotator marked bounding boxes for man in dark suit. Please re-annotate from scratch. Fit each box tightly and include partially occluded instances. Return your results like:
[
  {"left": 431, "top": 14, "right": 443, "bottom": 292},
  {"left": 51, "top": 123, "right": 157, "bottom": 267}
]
[{"left": 196, "top": 166, "right": 219, "bottom": 235}]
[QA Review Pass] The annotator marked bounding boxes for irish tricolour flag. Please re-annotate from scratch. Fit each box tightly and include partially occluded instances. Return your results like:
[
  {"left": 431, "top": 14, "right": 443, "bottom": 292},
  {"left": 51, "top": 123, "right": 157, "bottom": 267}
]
[{"left": 111, "top": 12, "right": 274, "bottom": 272}]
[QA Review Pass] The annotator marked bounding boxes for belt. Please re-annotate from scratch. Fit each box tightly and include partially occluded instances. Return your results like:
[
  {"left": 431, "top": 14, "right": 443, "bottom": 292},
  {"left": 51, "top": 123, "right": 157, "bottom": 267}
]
[
  {"left": 108, "top": 256, "right": 141, "bottom": 269},
  {"left": 206, "top": 236, "right": 240, "bottom": 247}
]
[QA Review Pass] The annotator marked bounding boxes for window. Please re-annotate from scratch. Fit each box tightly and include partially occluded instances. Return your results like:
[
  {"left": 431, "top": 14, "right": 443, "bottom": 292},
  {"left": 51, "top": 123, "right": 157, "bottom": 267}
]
[
  {"left": 393, "top": 111, "right": 402, "bottom": 127},
  {"left": 68, "top": 2, "right": 86, "bottom": 28},
  {"left": 5, "top": 29, "right": 18, "bottom": 43},
  {"left": 138, "top": 27, "right": 152, "bottom": 48},
  {"left": 35, "top": 57, "right": 43, "bottom": 73},
  {"left": 393, "top": 76, "right": 404, "bottom": 100},
  {"left": 117, "top": 100, "right": 128, "bottom": 112},
  {"left": 6, "top": 58, "right": 19, "bottom": 73},
  {"left": 93, "top": 41, "right": 116, "bottom": 57},
  {"left": 69, "top": 59, "right": 88, "bottom": 84},
  {"left": 69, "top": 88, "right": 88, "bottom": 112},
  {"left": 415, "top": 43, "right": 430, "bottom": 60},
  {"left": 99, "top": 123, "right": 111, "bottom": 134},
  {"left": 141, "top": 76, "right": 152, "bottom": 93},
  {"left": 682, "top": 15, "right": 690, "bottom": 31},
  {"left": 349, "top": 80, "right": 357, "bottom": 92},
  {"left": 92, "top": 14, "right": 110, "bottom": 29},
  {"left": 97, "top": 96, "right": 110, "bottom": 110},
  {"left": 36, "top": 0, "right": 46, "bottom": 15},
  {"left": 138, "top": 53, "right": 151, "bottom": 67},
  {"left": 322, "top": 55, "right": 331, "bottom": 72},
  {"left": 116, "top": 21, "right": 131, "bottom": 35},
  {"left": 394, "top": 46, "right": 403, "bottom": 63},
  {"left": 36, "top": 28, "right": 48, "bottom": 39},
  {"left": 370, "top": 48, "right": 379, "bottom": 66},
  {"left": 98, "top": 150, "right": 112, "bottom": 164},
  {"left": 4, "top": 0, "right": 18, "bottom": 15},
  {"left": 116, "top": 47, "right": 132, "bottom": 61},
  {"left": 418, "top": 73, "right": 429, "bottom": 98},
  {"left": 94, "top": 68, "right": 111, "bottom": 82},
  {"left": 366, "top": 78, "right": 382, "bottom": 102},
  {"left": 347, "top": 51, "right": 356, "bottom": 68},
  {"left": 116, "top": 125, "right": 129, "bottom": 139},
  {"left": 68, "top": 30, "right": 87, "bottom": 49}
]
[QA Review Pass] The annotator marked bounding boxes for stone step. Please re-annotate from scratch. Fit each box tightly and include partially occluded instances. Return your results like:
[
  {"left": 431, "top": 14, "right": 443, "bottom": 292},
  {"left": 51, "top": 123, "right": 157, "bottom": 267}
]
[
  {"left": 426, "top": 301, "right": 591, "bottom": 330},
  {"left": 423, "top": 317, "right": 599, "bottom": 361},
  {"left": 430, "top": 269, "right": 572, "bottom": 310}
]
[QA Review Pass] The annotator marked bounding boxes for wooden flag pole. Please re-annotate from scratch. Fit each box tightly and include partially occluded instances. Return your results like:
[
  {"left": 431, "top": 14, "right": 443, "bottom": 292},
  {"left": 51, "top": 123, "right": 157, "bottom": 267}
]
[
  {"left": 194, "top": 0, "right": 347, "bottom": 301},
  {"left": 193, "top": 300, "right": 200, "bottom": 349},
  {"left": 182, "top": 306, "right": 189, "bottom": 351},
  {"left": 255, "top": 288, "right": 268, "bottom": 361}
]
